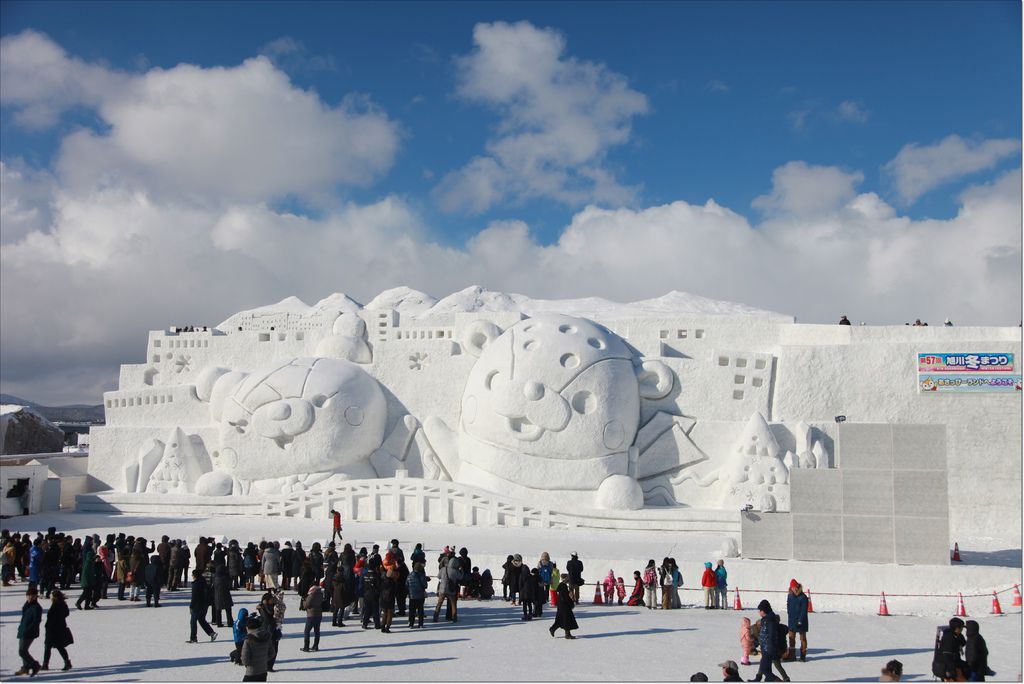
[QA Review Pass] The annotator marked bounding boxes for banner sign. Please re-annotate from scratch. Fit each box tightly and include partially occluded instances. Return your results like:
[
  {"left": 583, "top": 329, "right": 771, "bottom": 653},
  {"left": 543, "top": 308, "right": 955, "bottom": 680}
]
[
  {"left": 919, "top": 374, "right": 1021, "bottom": 394},
  {"left": 918, "top": 353, "right": 1014, "bottom": 373}
]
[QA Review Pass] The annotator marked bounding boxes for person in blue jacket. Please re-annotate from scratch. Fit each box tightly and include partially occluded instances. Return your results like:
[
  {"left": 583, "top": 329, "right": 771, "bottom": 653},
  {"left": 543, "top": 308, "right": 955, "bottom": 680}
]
[
  {"left": 230, "top": 607, "right": 249, "bottom": 664},
  {"left": 752, "top": 600, "right": 789, "bottom": 682},
  {"left": 715, "top": 560, "right": 728, "bottom": 610},
  {"left": 786, "top": 579, "right": 809, "bottom": 662}
]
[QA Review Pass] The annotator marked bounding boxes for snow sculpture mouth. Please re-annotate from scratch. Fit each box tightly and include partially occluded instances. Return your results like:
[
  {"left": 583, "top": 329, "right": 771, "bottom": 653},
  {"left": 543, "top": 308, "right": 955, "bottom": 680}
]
[{"left": 504, "top": 415, "right": 544, "bottom": 441}]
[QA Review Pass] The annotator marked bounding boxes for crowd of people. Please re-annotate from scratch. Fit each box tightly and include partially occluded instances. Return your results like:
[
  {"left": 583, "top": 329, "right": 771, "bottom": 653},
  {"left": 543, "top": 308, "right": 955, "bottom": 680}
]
[{"left": 1, "top": 526, "right": 998, "bottom": 681}]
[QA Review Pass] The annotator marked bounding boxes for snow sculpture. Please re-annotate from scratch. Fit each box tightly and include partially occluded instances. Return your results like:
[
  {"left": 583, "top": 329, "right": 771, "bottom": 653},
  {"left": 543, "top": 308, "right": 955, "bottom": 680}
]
[
  {"left": 197, "top": 357, "right": 387, "bottom": 494},
  {"left": 675, "top": 412, "right": 794, "bottom": 509},
  {"left": 423, "top": 313, "right": 674, "bottom": 510},
  {"left": 315, "top": 312, "right": 372, "bottom": 363},
  {"left": 124, "top": 428, "right": 211, "bottom": 495}
]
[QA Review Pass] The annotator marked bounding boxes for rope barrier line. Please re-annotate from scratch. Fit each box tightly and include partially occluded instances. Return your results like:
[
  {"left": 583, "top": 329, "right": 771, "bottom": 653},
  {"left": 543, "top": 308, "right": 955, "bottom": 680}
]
[{"left": 590, "top": 583, "right": 1021, "bottom": 599}]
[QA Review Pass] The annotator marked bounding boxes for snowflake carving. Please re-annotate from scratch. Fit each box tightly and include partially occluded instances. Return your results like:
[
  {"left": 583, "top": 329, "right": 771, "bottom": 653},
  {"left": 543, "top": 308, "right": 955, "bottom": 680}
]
[
  {"left": 174, "top": 354, "right": 192, "bottom": 374},
  {"left": 409, "top": 352, "right": 428, "bottom": 371}
]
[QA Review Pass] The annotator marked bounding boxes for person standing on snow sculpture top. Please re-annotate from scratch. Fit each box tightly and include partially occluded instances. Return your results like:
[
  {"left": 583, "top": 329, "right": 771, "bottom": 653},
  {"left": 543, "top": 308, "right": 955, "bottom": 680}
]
[
  {"left": 839, "top": 315, "right": 852, "bottom": 325},
  {"left": 330, "top": 510, "right": 342, "bottom": 544}
]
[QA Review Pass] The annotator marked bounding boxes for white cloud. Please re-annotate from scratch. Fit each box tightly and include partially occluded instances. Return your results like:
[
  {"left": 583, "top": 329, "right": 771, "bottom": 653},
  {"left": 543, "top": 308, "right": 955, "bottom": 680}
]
[
  {"left": 837, "top": 99, "right": 869, "bottom": 123},
  {"left": 0, "top": 31, "right": 1019, "bottom": 405},
  {"left": 258, "top": 36, "right": 338, "bottom": 74},
  {"left": 0, "top": 29, "right": 130, "bottom": 128},
  {"left": 434, "top": 21, "right": 648, "bottom": 214},
  {"left": 706, "top": 80, "right": 730, "bottom": 93},
  {"left": 1, "top": 31, "right": 401, "bottom": 204},
  {"left": 752, "top": 161, "right": 864, "bottom": 216},
  {"left": 3, "top": 159, "right": 1019, "bottom": 403},
  {"left": 884, "top": 134, "right": 1021, "bottom": 204}
]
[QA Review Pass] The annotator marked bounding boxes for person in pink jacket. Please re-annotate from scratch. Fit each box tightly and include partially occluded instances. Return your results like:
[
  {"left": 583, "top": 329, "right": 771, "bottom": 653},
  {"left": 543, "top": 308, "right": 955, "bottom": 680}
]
[
  {"left": 740, "top": 616, "right": 755, "bottom": 665},
  {"left": 602, "top": 570, "right": 616, "bottom": 605}
]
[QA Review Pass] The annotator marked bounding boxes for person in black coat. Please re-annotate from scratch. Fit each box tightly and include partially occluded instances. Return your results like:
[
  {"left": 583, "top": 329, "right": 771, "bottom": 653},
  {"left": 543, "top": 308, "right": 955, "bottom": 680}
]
[
  {"left": 565, "top": 553, "right": 584, "bottom": 603},
  {"left": 932, "top": 618, "right": 966, "bottom": 681},
  {"left": 212, "top": 564, "right": 234, "bottom": 626},
  {"left": 361, "top": 566, "right": 382, "bottom": 630},
  {"left": 518, "top": 561, "right": 534, "bottom": 620},
  {"left": 964, "top": 620, "right": 988, "bottom": 682},
  {"left": 42, "top": 590, "right": 72, "bottom": 671},
  {"left": 279, "top": 542, "right": 294, "bottom": 590},
  {"left": 144, "top": 554, "right": 164, "bottom": 607},
  {"left": 17, "top": 588, "right": 43, "bottom": 676},
  {"left": 751, "top": 600, "right": 789, "bottom": 682},
  {"left": 187, "top": 569, "right": 217, "bottom": 643},
  {"left": 531, "top": 567, "right": 545, "bottom": 618},
  {"left": 549, "top": 580, "right": 579, "bottom": 639}
]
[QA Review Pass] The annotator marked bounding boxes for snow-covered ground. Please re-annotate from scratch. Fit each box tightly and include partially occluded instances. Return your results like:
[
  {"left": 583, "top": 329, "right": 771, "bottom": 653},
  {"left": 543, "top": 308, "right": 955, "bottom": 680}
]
[{"left": 1, "top": 512, "right": 1021, "bottom": 682}]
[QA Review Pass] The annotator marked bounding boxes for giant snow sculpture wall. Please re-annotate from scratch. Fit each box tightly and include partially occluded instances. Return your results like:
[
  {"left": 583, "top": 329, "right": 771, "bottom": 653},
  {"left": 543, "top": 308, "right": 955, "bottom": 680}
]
[{"left": 86, "top": 287, "right": 1022, "bottom": 544}]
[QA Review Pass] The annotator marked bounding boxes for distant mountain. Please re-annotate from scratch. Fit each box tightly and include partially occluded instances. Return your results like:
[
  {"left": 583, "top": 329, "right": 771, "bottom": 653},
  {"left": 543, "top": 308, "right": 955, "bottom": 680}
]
[{"left": 0, "top": 394, "right": 104, "bottom": 424}]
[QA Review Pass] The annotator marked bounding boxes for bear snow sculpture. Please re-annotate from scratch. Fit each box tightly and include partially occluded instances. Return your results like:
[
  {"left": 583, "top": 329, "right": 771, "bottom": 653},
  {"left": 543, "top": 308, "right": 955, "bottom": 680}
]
[
  {"left": 423, "top": 313, "right": 673, "bottom": 510},
  {"left": 195, "top": 357, "right": 387, "bottom": 494}
]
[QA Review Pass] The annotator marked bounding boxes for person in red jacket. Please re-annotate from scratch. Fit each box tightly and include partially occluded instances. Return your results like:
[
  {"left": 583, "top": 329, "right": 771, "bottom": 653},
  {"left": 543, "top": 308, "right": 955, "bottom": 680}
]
[
  {"left": 330, "top": 510, "right": 342, "bottom": 543},
  {"left": 701, "top": 562, "right": 718, "bottom": 609}
]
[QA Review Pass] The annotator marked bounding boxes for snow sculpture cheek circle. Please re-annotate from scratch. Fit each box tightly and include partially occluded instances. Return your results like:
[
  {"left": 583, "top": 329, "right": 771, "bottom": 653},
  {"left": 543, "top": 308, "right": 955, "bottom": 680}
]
[{"left": 214, "top": 358, "right": 387, "bottom": 482}]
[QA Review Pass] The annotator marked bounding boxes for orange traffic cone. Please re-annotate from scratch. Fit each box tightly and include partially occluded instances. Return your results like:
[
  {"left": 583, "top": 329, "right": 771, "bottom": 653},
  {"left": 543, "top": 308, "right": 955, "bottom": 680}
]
[
  {"left": 990, "top": 592, "right": 1003, "bottom": 615},
  {"left": 806, "top": 590, "right": 814, "bottom": 613},
  {"left": 593, "top": 583, "right": 603, "bottom": 605},
  {"left": 878, "top": 592, "right": 890, "bottom": 616},
  {"left": 951, "top": 543, "right": 962, "bottom": 562},
  {"left": 1013, "top": 584, "right": 1022, "bottom": 607},
  {"left": 954, "top": 592, "right": 967, "bottom": 617},
  {"left": 733, "top": 588, "right": 743, "bottom": 610}
]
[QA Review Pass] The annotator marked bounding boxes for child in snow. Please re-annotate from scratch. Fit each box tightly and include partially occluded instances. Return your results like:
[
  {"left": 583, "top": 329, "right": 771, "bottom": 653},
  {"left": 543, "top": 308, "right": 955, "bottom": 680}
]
[
  {"left": 616, "top": 576, "right": 626, "bottom": 605},
  {"left": 642, "top": 560, "right": 658, "bottom": 609},
  {"left": 627, "top": 571, "right": 645, "bottom": 606},
  {"left": 740, "top": 616, "right": 754, "bottom": 665},
  {"left": 602, "top": 570, "right": 616, "bottom": 605},
  {"left": 701, "top": 562, "right": 717, "bottom": 609},
  {"left": 231, "top": 607, "right": 249, "bottom": 664}
]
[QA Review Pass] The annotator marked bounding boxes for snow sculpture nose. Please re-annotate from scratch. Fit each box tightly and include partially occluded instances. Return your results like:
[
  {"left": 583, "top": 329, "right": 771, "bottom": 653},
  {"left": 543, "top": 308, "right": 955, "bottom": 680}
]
[{"left": 521, "top": 381, "right": 571, "bottom": 433}]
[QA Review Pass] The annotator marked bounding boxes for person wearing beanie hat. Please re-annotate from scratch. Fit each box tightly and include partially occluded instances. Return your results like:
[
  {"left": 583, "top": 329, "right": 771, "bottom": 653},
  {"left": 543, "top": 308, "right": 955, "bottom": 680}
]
[
  {"left": 933, "top": 618, "right": 967, "bottom": 681},
  {"left": 786, "top": 579, "right": 809, "bottom": 662},
  {"left": 701, "top": 562, "right": 717, "bottom": 609},
  {"left": 752, "top": 600, "right": 789, "bottom": 682},
  {"left": 719, "top": 660, "right": 743, "bottom": 682}
]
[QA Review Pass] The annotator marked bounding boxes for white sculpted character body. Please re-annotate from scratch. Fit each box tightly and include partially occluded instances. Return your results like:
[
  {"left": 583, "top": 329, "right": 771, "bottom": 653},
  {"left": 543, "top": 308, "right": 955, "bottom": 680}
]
[
  {"left": 197, "top": 357, "right": 387, "bottom": 492},
  {"left": 428, "top": 313, "right": 673, "bottom": 510}
]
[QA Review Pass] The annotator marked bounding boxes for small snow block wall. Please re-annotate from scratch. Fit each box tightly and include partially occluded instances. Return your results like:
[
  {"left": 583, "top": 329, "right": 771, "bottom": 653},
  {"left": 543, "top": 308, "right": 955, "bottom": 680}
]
[
  {"left": 791, "top": 469, "right": 843, "bottom": 561},
  {"left": 744, "top": 423, "right": 950, "bottom": 565},
  {"left": 740, "top": 512, "right": 793, "bottom": 560},
  {"left": 772, "top": 325, "right": 1020, "bottom": 545}
]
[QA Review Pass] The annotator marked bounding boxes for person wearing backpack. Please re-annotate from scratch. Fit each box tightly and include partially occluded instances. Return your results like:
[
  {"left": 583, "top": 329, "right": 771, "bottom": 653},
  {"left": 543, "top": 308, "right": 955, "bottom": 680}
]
[
  {"left": 406, "top": 561, "right": 428, "bottom": 628},
  {"left": 537, "top": 552, "right": 554, "bottom": 598},
  {"left": 642, "top": 560, "right": 658, "bottom": 609},
  {"left": 659, "top": 558, "right": 675, "bottom": 609},
  {"left": 751, "top": 600, "right": 790, "bottom": 682},
  {"left": 444, "top": 550, "right": 462, "bottom": 622}
]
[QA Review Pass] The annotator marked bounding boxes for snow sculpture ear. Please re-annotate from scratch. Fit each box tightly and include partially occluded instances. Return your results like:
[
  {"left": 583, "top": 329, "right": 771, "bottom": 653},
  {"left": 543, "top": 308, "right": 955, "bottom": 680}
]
[
  {"left": 637, "top": 360, "right": 674, "bottom": 400},
  {"left": 195, "top": 366, "right": 231, "bottom": 402},
  {"left": 462, "top": 320, "right": 502, "bottom": 358}
]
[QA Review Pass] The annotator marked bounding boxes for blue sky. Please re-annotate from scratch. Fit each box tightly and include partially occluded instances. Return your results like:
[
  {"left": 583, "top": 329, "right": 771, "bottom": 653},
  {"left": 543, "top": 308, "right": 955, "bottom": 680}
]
[
  {"left": 0, "top": 1, "right": 1021, "bottom": 403},
  {"left": 2, "top": 1, "right": 1020, "bottom": 241}
]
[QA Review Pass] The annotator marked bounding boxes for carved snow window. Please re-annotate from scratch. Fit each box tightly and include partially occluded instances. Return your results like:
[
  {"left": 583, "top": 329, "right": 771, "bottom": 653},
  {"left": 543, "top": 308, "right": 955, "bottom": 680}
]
[{"left": 733, "top": 389, "right": 744, "bottom": 400}]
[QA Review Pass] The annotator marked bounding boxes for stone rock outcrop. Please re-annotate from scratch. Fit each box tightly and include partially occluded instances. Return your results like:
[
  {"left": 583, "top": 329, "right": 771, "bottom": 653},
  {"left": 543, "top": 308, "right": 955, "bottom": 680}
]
[{"left": 0, "top": 405, "right": 64, "bottom": 455}]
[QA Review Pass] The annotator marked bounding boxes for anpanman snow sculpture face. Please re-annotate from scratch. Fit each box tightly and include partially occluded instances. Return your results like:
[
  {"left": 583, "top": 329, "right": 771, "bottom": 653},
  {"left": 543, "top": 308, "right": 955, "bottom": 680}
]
[
  {"left": 200, "top": 357, "right": 387, "bottom": 481},
  {"left": 459, "top": 314, "right": 670, "bottom": 458}
]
